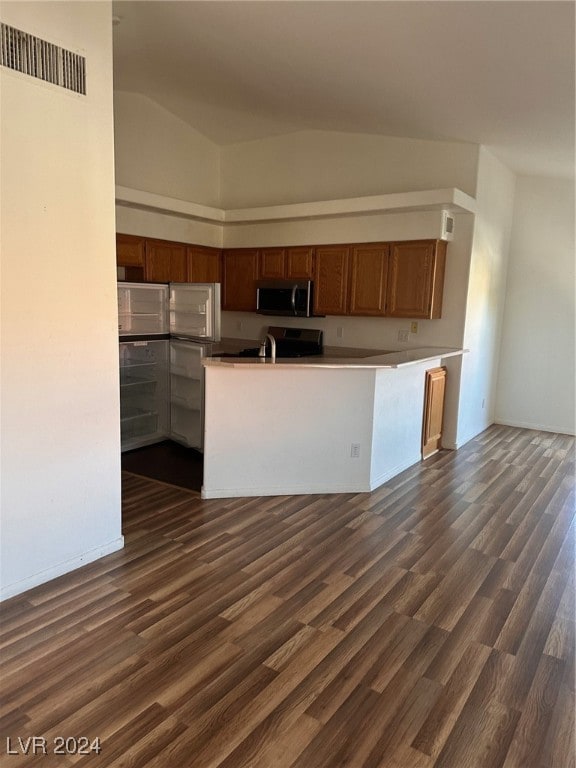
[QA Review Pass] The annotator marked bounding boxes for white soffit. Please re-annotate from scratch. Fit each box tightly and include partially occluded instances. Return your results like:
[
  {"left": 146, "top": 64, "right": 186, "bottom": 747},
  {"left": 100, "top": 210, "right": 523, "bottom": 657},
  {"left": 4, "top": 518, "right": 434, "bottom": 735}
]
[{"left": 115, "top": 186, "right": 477, "bottom": 225}]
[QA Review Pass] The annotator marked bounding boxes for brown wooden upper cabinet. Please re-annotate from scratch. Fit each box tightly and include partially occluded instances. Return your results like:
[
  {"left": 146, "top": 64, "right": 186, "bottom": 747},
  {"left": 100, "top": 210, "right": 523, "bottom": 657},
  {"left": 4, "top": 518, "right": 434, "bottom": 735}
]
[
  {"left": 222, "top": 248, "right": 260, "bottom": 311},
  {"left": 313, "top": 245, "right": 350, "bottom": 316},
  {"left": 387, "top": 240, "right": 447, "bottom": 319},
  {"left": 187, "top": 245, "right": 222, "bottom": 283},
  {"left": 145, "top": 239, "right": 187, "bottom": 283},
  {"left": 349, "top": 243, "right": 390, "bottom": 316},
  {"left": 116, "top": 233, "right": 145, "bottom": 268},
  {"left": 117, "top": 233, "right": 447, "bottom": 318},
  {"left": 259, "top": 247, "right": 314, "bottom": 280}
]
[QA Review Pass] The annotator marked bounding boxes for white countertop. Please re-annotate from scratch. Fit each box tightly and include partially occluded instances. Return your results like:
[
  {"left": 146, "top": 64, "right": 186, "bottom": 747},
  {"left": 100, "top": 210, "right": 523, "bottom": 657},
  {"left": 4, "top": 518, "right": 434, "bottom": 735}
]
[{"left": 204, "top": 347, "right": 466, "bottom": 370}]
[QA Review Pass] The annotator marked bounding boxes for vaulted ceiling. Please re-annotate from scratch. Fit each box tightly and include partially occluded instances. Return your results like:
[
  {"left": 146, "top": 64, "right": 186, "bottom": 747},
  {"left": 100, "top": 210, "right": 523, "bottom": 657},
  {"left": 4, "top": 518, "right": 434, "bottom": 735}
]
[{"left": 112, "top": 1, "right": 575, "bottom": 178}]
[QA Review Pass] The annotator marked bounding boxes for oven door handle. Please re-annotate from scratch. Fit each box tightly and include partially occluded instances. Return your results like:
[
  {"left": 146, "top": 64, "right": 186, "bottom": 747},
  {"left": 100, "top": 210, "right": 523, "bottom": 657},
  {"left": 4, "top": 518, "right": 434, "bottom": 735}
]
[{"left": 291, "top": 284, "right": 298, "bottom": 315}]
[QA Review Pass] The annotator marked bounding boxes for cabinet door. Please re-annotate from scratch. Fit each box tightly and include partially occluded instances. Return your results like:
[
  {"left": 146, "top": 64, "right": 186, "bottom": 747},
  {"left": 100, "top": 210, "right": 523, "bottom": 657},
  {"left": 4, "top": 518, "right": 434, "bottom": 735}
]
[
  {"left": 259, "top": 247, "right": 314, "bottom": 280},
  {"left": 259, "top": 248, "right": 286, "bottom": 279},
  {"left": 116, "top": 233, "right": 145, "bottom": 267},
  {"left": 313, "top": 245, "right": 350, "bottom": 315},
  {"left": 286, "top": 247, "right": 314, "bottom": 279},
  {"left": 349, "top": 244, "right": 389, "bottom": 316},
  {"left": 187, "top": 245, "right": 222, "bottom": 283},
  {"left": 222, "top": 249, "right": 260, "bottom": 311},
  {"left": 422, "top": 367, "right": 446, "bottom": 458},
  {"left": 387, "top": 240, "right": 447, "bottom": 319},
  {"left": 145, "top": 240, "right": 187, "bottom": 283}
]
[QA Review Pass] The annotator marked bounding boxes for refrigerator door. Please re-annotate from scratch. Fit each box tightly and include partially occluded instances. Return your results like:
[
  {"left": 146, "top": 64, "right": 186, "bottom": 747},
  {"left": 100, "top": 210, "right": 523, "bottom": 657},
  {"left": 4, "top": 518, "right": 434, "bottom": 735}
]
[
  {"left": 169, "top": 283, "right": 221, "bottom": 342},
  {"left": 119, "top": 339, "right": 170, "bottom": 451},
  {"left": 118, "top": 282, "right": 169, "bottom": 336},
  {"left": 169, "top": 339, "right": 208, "bottom": 450}
]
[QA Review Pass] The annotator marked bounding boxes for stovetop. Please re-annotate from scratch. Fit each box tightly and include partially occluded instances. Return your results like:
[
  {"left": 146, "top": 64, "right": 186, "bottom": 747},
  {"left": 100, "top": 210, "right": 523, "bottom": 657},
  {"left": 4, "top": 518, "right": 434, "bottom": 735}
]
[{"left": 221, "top": 326, "right": 324, "bottom": 359}]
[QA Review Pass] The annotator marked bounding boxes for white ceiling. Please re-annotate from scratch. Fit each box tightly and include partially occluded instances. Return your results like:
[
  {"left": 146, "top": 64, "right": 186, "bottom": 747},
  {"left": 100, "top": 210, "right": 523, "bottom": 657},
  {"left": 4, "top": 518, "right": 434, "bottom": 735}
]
[{"left": 112, "top": 1, "right": 575, "bottom": 179}]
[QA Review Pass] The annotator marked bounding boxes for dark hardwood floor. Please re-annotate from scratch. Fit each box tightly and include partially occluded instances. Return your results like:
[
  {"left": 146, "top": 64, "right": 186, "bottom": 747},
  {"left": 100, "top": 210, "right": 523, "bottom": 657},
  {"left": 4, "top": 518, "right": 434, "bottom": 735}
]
[{"left": 1, "top": 425, "right": 574, "bottom": 767}]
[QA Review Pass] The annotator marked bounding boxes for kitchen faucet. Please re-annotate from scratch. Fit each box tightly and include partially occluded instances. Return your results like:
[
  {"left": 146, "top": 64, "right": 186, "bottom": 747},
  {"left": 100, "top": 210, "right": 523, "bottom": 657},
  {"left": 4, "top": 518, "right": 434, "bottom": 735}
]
[{"left": 259, "top": 333, "right": 276, "bottom": 362}]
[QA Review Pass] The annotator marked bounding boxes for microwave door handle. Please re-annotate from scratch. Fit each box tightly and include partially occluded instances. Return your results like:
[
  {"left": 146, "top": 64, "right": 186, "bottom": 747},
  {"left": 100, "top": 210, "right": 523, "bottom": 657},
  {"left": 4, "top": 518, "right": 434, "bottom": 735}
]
[{"left": 291, "top": 284, "right": 298, "bottom": 315}]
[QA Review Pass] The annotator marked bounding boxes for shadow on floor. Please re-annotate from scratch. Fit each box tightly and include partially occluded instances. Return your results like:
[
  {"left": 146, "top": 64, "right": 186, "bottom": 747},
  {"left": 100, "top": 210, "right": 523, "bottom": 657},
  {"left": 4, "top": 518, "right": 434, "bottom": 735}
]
[{"left": 121, "top": 440, "right": 203, "bottom": 492}]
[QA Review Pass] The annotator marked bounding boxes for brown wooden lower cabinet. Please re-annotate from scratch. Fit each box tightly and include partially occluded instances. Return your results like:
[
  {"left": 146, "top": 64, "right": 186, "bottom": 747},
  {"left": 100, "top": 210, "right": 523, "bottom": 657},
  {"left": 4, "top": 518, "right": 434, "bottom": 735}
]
[{"left": 422, "top": 366, "right": 446, "bottom": 459}]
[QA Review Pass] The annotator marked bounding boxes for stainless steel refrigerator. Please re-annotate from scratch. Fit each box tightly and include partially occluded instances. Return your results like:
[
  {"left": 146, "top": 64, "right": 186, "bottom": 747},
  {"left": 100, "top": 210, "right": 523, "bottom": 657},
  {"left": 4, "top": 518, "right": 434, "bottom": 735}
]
[{"left": 118, "top": 281, "right": 221, "bottom": 452}]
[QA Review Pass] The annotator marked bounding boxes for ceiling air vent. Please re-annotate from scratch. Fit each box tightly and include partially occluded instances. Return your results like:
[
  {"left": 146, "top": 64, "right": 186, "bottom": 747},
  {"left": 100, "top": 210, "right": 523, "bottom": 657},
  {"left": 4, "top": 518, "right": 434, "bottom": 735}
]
[{"left": 0, "top": 22, "right": 86, "bottom": 95}]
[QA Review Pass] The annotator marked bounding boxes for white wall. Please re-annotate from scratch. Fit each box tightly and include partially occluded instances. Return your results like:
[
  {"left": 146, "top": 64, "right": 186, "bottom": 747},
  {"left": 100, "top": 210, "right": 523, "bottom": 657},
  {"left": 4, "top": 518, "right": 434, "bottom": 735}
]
[
  {"left": 114, "top": 90, "right": 221, "bottom": 207},
  {"left": 495, "top": 176, "right": 575, "bottom": 434},
  {"left": 0, "top": 1, "right": 123, "bottom": 599},
  {"left": 202, "top": 358, "right": 445, "bottom": 498},
  {"left": 115, "top": 204, "right": 223, "bottom": 248},
  {"left": 203, "top": 366, "right": 375, "bottom": 496},
  {"left": 220, "top": 129, "right": 479, "bottom": 208},
  {"left": 456, "top": 148, "right": 516, "bottom": 446},
  {"left": 371, "top": 363, "right": 439, "bottom": 487}
]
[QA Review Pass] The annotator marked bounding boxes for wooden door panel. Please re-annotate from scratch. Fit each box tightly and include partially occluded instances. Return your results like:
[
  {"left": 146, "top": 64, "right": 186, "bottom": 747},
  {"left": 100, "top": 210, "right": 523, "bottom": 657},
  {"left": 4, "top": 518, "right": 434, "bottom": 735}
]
[
  {"left": 187, "top": 246, "right": 222, "bottom": 283},
  {"left": 314, "top": 246, "right": 350, "bottom": 315},
  {"left": 259, "top": 248, "right": 286, "bottom": 279},
  {"left": 286, "top": 247, "right": 314, "bottom": 279},
  {"left": 387, "top": 242, "right": 434, "bottom": 318},
  {"left": 145, "top": 241, "right": 187, "bottom": 283},
  {"left": 116, "top": 234, "right": 145, "bottom": 267},
  {"left": 349, "top": 244, "right": 389, "bottom": 316},
  {"left": 422, "top": 367, "right": 446, "bottom": 458},
  {"left": 222, "top": 249, "right": 259, "bottom": 311}
]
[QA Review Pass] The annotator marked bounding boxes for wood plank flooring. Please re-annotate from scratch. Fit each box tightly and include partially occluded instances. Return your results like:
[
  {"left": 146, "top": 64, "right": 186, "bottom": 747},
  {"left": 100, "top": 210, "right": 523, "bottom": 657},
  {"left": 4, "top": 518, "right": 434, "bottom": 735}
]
[{"left": 0, "top": 424, "right": 574, "bottom": 767}]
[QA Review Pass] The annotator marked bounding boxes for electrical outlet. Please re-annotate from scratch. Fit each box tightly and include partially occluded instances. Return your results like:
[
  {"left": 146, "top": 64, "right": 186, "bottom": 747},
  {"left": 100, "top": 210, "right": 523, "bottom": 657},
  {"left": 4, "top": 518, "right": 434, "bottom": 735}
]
[
  {"left": 337, "top": 326, "right": 343, "bottom": 339},
  {"left": 398, "top": 330, "right": 409, "bottom": 343},
  {"left": 236, "top": 320, "right": 243, "bottom": 331},
  {"left": 410, "top": 322, "right": 418, "bottom": 334},
  {"left": 350, "top": 443, "right": 361, "bottom": 458}
]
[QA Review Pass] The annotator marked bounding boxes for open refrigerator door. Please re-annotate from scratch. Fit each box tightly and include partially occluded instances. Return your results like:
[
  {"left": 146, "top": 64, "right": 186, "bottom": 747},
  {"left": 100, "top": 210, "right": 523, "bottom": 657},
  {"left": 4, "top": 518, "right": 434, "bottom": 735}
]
[{"left": 169, "top": 282, "right": 221, "bottom": 342}]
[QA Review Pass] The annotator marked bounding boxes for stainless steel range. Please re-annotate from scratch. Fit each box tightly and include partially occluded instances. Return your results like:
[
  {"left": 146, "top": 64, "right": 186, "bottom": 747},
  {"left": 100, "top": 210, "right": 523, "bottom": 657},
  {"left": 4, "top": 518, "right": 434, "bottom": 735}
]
[{"left": 227, "top": 326, "right": 324, "bottom": 358}]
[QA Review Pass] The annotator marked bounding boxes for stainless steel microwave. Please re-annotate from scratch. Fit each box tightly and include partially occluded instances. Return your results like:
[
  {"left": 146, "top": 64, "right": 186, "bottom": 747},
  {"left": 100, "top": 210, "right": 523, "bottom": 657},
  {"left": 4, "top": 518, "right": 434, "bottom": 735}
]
[{"left": 256, "top": 280, "right": 315, "bottom": 317}]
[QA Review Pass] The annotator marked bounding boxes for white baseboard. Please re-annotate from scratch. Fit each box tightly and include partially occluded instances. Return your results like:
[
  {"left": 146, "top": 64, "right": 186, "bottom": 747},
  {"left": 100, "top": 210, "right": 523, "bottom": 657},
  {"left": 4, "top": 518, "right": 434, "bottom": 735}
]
[
  {"left": 201, "top": 481, "right": 371, "bottom": 499},
  {"left": 0, "top": 536, "right": 125, "bottom": 602},
  {"left": 202, "top": 455, "right": 424, "bottom": 499},
  {"left": 494, "top": 418, "right": 575, "bottom": 437}
]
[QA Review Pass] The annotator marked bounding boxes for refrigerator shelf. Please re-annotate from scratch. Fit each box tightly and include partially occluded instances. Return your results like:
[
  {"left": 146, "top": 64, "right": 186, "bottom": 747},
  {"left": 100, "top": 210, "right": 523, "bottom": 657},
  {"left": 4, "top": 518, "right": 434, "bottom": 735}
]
[
  {"left": 118, "top": 311, "right": 159, "bottom": 317},
  {"left": 120, "top": 360, "right": 158, "bottom": 370},
  {"left": 171, "top": 394, "right": 202, "bottom": 410},
  {"left": 121, "top": 405, "right": 157, "bottom": 421},
  {"left": 120, "top": 407, "right": 160, "bottom": 442},
  {"left": 170, "top": 405, "right": 202, "bottom": 449},
  {"left": 120, "top": 375, "right": 157, "bottom": 388},
  {"left": 169, "top": 305, "right": 207, "bottom": 314}
]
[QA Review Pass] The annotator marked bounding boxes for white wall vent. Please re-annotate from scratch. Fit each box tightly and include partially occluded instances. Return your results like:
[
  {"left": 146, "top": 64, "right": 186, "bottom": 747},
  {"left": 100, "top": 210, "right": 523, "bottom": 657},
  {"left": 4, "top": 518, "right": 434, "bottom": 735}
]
[
  {"left": 0, "top": 23, "right": 86, "bottom": 95},
  {"left": 441, "top": 210, "right": 455, "bottom": 241}
]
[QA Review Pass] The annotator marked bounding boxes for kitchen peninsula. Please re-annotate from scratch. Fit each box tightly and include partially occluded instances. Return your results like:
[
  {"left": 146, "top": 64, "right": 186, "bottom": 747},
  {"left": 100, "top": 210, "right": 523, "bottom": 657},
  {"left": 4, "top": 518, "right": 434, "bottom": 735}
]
[{"left": 201, "top": 347, "right": 464, "bottom": 499}]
